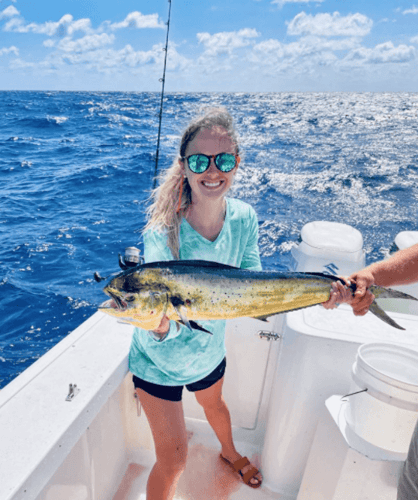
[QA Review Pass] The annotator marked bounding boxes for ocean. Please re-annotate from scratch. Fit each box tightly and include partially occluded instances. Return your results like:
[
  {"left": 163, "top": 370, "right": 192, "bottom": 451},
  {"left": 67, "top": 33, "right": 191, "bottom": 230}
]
[{"left": 1, "top": 91, "right": 417, "bottom": 388}]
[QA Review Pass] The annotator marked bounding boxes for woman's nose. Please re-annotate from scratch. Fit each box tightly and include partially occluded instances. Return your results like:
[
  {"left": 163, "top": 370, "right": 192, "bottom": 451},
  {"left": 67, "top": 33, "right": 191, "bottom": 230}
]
[{"left": 206, "top": 157, "right": 218, "bottom": 174}]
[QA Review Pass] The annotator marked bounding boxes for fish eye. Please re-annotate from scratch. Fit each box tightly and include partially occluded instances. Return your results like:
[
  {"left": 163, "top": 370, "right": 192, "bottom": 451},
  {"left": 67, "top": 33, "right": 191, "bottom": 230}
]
[{"left": 124, "top": 294, "right": 136, "bottom": 302}]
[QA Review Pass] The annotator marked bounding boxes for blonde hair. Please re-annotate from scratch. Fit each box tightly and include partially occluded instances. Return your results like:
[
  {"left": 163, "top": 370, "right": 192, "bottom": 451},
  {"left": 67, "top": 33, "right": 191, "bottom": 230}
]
[{"left": 145, "top": 107, "right": 240, "bottom": 259}]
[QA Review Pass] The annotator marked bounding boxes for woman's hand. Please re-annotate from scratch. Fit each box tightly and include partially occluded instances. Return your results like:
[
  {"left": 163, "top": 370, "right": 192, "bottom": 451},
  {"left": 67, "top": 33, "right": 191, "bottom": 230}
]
[
  {"left": 322, "top": 279, "right": 353, "bottom": 309},
  {"left": 347, "top": 269, "right": 376, "bottom": 316},
  {"left": 152, "top": 315, "right": 170, "bottom": 337}
]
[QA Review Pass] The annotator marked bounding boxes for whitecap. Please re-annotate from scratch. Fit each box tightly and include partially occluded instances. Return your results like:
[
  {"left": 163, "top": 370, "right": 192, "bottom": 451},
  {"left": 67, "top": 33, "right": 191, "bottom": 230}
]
[{"left": 47, "top": 115, "right": 68, "bottom": 125}]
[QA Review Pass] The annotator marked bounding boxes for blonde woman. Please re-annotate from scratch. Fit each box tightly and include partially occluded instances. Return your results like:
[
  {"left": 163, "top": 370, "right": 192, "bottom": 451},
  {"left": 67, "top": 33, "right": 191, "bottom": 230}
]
[{"left": 129, "top": 108, "right": 263, "bottom": 499}]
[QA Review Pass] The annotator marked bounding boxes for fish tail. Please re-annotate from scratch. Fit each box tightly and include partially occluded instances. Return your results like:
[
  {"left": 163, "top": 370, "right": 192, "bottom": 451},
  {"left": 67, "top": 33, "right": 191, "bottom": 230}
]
[
  {"left": 369, "top": 301, "right": 405, "bottom": 330},
  {"left": 370, "top": 285, "right": 418, "bottom": 302}
]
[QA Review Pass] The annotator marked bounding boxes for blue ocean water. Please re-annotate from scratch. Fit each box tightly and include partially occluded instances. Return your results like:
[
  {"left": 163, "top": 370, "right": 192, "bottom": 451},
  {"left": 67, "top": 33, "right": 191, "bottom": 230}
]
[{"left": 1, "top": 91, "right": 417, "bottom": 388}]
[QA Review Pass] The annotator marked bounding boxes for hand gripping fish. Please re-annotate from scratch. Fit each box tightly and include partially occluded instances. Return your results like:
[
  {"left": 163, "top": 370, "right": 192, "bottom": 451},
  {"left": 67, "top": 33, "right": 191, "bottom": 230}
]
[{"left": 99, "top": 260, "right": 418, "bottom": 332}]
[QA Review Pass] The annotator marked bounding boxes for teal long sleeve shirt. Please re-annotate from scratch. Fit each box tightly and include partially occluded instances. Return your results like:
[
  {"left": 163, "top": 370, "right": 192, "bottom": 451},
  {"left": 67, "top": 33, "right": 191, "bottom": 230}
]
[{"left": 128, "top": 198, "right": 262, "bottom": 386}]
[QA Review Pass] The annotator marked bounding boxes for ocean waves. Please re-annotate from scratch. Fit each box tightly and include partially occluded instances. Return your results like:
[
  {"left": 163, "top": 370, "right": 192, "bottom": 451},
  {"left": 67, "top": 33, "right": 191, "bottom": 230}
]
[{"left": 0, "top": 90, "right": 417, "bottom": 387}]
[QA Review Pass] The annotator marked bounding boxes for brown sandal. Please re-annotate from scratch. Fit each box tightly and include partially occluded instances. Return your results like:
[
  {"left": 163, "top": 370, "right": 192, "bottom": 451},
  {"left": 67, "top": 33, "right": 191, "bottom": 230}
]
[{"left": 220, "top": 454, "right": 262, "bottom": 489}]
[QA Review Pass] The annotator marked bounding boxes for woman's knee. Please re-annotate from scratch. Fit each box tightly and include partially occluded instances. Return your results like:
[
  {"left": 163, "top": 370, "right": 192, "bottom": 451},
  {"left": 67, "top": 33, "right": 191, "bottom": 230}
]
[
  {"left": 156, "top": 440, "right": 188, "bottom": 472},
  {"left": 196, "top": 392, "right": 226, "bottom": 413}
]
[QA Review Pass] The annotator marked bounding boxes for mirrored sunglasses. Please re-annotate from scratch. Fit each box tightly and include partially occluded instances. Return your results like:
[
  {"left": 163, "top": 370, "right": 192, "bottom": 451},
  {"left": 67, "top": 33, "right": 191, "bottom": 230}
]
[{"left": 182, "top": 153, "right": 238, "bottom": 174}]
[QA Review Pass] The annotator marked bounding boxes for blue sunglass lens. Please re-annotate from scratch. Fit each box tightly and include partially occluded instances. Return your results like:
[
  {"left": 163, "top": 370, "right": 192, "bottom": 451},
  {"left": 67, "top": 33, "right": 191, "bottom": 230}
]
[
  {"left": 187, "top": 153, "right": 236, "bottom": 173},
  {"left": 187, "top": 155, "right": 209, "bottom": 173},
  {"left": 216, "top": 153, "right": 236, "bottom": 172}
]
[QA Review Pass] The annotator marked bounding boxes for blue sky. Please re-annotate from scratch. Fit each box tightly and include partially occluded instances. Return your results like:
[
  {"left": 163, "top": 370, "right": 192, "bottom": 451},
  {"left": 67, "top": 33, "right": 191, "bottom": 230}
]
[{"left": 0, "top": 0, "right": 417, "bottom": 91}]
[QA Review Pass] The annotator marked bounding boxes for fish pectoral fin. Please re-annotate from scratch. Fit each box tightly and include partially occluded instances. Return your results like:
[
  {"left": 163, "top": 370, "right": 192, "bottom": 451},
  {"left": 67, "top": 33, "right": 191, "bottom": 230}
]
[
  {"left": 174, "top": 319, "right": 213, "bottom": 335},
  {"left": 369, "top": 301, "right": 405, "bottom": 330},
  {"left": 173, "top": 305, "right": 193, "bottom": 332}
]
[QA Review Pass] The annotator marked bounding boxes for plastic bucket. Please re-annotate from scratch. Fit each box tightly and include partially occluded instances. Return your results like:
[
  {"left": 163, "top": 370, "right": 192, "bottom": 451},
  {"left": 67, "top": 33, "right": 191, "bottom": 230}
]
[{"left": 345, "top": 342, "right": 418, "bottom": 453}]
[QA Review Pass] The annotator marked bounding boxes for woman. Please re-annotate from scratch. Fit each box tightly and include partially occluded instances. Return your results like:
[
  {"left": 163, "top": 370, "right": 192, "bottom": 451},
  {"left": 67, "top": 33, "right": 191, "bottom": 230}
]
[{"left": 129, "top": 108, "right": 263, "bottom": 499}]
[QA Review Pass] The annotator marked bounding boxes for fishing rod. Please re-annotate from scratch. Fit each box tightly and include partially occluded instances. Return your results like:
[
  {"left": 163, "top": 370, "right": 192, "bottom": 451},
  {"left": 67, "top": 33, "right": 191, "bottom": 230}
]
[
  {"left": 96, "top": 3, "right": 172, "bottom": 284},
  {"left": 153, "top": 0, "right": 172, "bottom": 190}
]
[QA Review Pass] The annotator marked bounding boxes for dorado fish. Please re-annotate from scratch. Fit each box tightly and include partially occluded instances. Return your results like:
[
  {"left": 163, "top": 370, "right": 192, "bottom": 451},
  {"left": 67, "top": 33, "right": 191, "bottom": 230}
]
[{"left": 99, "top": 260, "right": 417, "bottom": 332}]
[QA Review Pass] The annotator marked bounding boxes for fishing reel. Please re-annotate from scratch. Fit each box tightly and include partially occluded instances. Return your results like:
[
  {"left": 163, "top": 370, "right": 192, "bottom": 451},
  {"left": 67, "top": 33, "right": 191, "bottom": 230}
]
[
  {"left": 118, "top": 246, "right": 143, "bottom": 270},
  {"left": 94, "top": 246, "right": 143, "bottom": 282}
]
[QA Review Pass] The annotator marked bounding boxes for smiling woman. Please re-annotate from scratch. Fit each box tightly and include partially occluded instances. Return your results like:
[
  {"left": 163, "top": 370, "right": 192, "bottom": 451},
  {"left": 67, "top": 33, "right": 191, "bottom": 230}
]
[{"left": 123, "top": 106, "right": 264, "bottom": 496}]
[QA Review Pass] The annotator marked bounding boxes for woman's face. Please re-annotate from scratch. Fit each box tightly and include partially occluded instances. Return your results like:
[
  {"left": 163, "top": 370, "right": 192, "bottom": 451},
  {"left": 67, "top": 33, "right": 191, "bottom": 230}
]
[{"left": 180, "top": 126, "right": 239, "bottom": 204}]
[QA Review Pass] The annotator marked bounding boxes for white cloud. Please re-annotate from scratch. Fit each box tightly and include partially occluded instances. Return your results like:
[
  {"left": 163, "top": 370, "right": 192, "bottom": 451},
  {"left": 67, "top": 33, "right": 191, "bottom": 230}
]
[
  {"left": 344, "top": 41, "right": 415, "bottom": 64},
  {"left": 0, "top": 45, "right": 18, "bottom": 56},
  {"left": 248, "top": 35, "right": 361, "bottom": 75},
  {"left": 4, "top": 14, "right": 90, "bottom": 37},
  {"left": 109, "top": 11, "right": 164, "bottom": 30},
  {"left": 287, "top": 11, "right": 373, "bottom": 37},
  {"left": 0, "top": 5, "right": 19, "bottom": 19},
  {"left": 12, "top": 41, "right": 190, "bottom": 76},
  {"left": 67, "top": 18, "right": 93, "bottom": 36},
  {"left": 411, "top": 35, "right": 418, "bottom": 44},
  {"left": 272, "top": 0, "right": 324, "bottom": 6},
  {"left": 252, "top": 35, "right": 359, "bottom": 61},
  {"left": 4, "top": 11, "right": 161, "bottom": 37},
  {"left": 55, "top": 33, "right": 115, "bottom": 54},
  {"left": 197, "top": 28, "right": 260, "bottom": 57},
  {"left": 403, "top": 6, "right": 418, "bottom": 14}
]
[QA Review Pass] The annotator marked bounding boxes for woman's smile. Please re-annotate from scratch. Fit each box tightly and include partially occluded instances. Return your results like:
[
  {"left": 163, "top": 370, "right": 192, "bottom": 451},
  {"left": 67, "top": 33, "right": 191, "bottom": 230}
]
[{"left": 201, "top": 179, "right": 224, "bottom": 189}]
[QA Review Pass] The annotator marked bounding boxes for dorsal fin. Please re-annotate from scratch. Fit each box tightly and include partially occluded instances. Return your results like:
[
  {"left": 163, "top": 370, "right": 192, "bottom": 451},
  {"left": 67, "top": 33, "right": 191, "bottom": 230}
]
[{"left": 139, "top": 259, "right": 240, "bottom": 271}]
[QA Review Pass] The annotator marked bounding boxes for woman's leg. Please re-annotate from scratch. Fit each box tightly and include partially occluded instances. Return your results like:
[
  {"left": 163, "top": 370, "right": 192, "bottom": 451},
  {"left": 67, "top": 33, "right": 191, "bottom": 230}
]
[
  {"left": 194, "top": 376, "right": 262, "bottom": 486},
  {"left": 136, "top": 387, "right": 188, "bottom": 500}
]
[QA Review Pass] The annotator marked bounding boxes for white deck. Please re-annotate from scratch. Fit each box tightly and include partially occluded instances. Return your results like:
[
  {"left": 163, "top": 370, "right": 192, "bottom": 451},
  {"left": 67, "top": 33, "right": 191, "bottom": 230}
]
[
  {"left": 112, "top": 423, "right": 288, "bottom": 500},
  {"left": 1, "top": 304, "right": 418, "bottom": 500}
]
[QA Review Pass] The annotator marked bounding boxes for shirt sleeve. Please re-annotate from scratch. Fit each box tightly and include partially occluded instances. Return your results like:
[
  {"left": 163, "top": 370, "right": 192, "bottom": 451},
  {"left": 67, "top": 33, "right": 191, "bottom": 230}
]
[
  {"left": 240, "top": 207, "right": 262, "bottom": 271},
  {"left": 141, "top": 228, "right": 182, "bottom": 342}
]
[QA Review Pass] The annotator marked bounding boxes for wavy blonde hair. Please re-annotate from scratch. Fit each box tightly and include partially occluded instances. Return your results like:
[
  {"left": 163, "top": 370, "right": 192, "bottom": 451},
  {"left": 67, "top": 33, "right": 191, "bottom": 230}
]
[{"left": 145, "top": 107, "right": 240, "bottom": 259}]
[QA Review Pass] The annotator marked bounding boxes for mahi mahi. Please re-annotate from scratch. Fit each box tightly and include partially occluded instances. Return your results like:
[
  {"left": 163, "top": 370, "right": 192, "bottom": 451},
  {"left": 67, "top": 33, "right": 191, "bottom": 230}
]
[{"left": 99, "top": 260, "right": 417, "bottom": 332}]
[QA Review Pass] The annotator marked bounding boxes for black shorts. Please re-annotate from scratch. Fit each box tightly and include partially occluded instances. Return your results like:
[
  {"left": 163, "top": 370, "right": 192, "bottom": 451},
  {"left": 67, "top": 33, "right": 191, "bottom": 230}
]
[{"left": 132, "top": 357, "right": 226, "bottom": 402}]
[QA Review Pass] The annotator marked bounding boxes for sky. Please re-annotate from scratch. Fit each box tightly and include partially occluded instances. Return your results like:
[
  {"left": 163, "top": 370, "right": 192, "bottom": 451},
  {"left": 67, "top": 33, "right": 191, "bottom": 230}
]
[{"left": 0, "top": 0, "right": 417, "bottom": 92}]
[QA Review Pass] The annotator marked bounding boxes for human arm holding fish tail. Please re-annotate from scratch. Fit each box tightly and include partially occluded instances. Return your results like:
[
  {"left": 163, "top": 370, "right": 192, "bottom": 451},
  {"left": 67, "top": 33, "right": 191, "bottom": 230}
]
[
  {"left": 336, "top": 243, "right": 418, "bottom": 500},
  {"left": 323, "top": 243, "right": 418, "bottom": 313},
  {"left": 349, "top": 243, "right": 418, "bottom": 315}
]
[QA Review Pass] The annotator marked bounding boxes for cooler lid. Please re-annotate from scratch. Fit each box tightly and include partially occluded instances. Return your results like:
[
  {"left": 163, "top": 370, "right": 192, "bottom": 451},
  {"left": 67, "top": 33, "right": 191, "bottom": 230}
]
[
  {"left": 394, "top": 231, "right": 418, "bottom": 251},
  {"left": 285, "top": 305, "right": 418, "bottom": 346},
  {"left": 301, "top": 221, "right": 363, "bottom": 253}
]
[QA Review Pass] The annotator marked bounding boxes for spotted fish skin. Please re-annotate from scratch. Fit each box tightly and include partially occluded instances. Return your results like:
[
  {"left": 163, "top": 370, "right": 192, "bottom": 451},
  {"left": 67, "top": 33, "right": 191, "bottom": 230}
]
[{"left": 99, "top": 260, "right": 417, "bottom": 331}]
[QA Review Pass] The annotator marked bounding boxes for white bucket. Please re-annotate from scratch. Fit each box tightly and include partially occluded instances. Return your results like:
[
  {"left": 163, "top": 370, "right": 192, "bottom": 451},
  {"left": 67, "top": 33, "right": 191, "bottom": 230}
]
[{"left": 345, "top": 342, "right": 418, "bottom": 453}]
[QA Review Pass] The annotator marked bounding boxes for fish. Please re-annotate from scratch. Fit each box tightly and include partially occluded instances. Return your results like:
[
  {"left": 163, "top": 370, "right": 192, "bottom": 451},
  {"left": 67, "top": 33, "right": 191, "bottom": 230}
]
[{"left": 98, "top": 260, "right": 418, "bottom": 332}]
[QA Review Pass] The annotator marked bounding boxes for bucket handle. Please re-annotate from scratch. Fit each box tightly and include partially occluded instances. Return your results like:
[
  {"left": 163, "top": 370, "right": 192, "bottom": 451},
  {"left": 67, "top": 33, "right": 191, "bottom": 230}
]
[{"left": 341, "top": 388, "right": 368, "bottom": 401}]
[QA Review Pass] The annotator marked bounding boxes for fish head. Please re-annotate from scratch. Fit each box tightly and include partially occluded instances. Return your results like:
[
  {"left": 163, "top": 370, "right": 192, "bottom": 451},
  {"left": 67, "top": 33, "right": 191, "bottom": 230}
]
[{"left": 99, "top": 269, "right": 170, "bottom": 330}]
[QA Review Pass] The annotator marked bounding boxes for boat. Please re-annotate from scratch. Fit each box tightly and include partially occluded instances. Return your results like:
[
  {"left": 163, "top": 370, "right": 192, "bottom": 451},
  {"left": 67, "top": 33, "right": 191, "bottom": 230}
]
[{"left": 1, "top": 221, "right": 418, "bottom": 500}]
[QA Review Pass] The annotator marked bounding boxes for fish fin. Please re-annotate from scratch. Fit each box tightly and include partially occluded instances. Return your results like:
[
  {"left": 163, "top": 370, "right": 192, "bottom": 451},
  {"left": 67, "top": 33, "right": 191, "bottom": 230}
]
[
  {"left": 173, "top": 305, "right": 193, "bottom": 331},
  {"left": 369, "top": 301, "right": 405, "bottom": 330},
  {"left": 140, "top": 259, "right": 240, "bottom": 271},
  {"left": 174, "top": 319, "right": 213, "bottom": 335},
  {"left": 370, "top": 285, "right": 418, "bottom": 301},
  {"left": 251, "top": 315, "right": 271, "bottom": 322}
]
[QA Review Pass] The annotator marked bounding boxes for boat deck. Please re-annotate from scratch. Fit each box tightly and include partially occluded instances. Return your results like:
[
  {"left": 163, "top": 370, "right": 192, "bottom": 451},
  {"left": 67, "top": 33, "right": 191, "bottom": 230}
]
[{"left": 113, "top": 429, "right": 288, "bottom": 500}]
